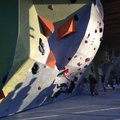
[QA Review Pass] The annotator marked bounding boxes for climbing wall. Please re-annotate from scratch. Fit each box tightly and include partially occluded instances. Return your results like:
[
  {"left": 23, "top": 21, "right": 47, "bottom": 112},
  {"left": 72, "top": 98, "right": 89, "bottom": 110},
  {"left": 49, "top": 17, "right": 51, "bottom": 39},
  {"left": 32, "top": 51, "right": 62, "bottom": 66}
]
[{"left": 0, "top": 0, "right": 104, "bottom": 118}]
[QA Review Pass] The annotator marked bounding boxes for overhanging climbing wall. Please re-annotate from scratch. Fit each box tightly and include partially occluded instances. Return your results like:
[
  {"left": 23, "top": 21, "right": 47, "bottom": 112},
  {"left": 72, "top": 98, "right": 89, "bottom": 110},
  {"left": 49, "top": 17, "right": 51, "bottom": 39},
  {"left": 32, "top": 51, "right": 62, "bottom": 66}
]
[{"left": 0, "top": 0, "right": 104, "bottom": 117}]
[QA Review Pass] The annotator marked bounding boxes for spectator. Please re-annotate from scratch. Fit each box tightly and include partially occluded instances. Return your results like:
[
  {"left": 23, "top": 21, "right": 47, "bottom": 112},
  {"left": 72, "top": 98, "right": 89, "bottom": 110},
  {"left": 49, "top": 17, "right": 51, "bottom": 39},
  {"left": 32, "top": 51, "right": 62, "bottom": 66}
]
[
  {"left": 98, "top": 62, "right": 107, "bottom": 92},
  {"left": 108, "top": 75, "right": 115, "bottom": 90},
  {"left": 89, "top": 74, "right": 98, "bottom": 96}
]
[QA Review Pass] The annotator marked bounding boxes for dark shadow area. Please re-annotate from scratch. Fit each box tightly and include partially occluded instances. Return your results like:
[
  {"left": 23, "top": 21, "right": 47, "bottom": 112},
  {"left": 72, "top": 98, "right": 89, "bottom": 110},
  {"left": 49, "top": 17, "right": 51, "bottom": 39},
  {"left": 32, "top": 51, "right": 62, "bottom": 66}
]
[
  {"left": 0, "top": 82, "right": 23, "bottom": 105},
  {"left": 24, "top": 80, "right": 56, "bottom": 110},
  {"left": 7, "top": 77, "right": 36, "bottom": 114},
  {"left": 33, "top": 0, "right": 90, "bottom": 4},
  {"left": 29, "top": 26, "right": 35, "bottom": 39},
  {"left": 0, "top": 0, "right": 18, "bottom": 89},
  {"left": 1, "top": 72, "right": 9, "bottom": 85},
  {"left": 5, "top": 0, "right": 32, "bottom": 87},
  {"left": 37, "top": 16, "right": 44, "bottom": 36}
]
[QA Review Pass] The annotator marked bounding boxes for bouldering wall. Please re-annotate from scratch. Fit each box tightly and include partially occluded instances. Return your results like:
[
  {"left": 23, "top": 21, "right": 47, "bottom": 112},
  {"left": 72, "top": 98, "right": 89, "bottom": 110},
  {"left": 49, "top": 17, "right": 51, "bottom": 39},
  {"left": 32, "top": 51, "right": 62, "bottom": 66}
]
[{"left": 0, "top": 0, "right": 104, "bottom": 118}]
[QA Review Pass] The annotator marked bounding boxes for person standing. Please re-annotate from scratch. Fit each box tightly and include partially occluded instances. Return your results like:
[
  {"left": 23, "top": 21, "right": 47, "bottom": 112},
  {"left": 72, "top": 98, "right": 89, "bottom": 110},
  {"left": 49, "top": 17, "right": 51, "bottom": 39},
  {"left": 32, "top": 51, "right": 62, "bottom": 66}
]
[
  {"left": 89, "top": 74, "right": 98, "bottom": 96},
  {"left": 99, "top": 62, "right": 107, "bottom": 92}
]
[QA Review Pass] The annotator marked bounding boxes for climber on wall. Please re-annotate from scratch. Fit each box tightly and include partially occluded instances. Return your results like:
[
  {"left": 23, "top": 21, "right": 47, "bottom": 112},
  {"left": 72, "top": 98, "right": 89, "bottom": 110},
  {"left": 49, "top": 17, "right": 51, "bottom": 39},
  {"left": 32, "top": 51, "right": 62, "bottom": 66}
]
[{"left": 50, "top": 76, "right": 78, "bottom": 99}]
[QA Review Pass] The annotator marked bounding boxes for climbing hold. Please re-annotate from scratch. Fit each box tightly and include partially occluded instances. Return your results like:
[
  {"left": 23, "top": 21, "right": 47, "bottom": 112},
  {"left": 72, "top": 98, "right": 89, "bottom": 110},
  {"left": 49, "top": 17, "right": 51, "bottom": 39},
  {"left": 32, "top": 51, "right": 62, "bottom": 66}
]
[
  {"left": 68, "top": 57, "right": 72, "bottom": 61},
  {"left": 74, "top": 14, "right": 79, "bottom": 21},
  {"left": 99, "top": 22, "right": 101, "bottom": 26},
  {"left": 58, "top": 17, "right": 77, "bottom": 40},
  {"left": 84, "top": 65, "right": 88, "bottom": 68},
  {"left": 38, "top": 85, "right": 42, "bottom": 90},
  {"left": 85, "top": 58, "right": 90, "bottom": 62},
  {"left": 85, "top": 40, "right": 88, "bottom": 43},
  {"left": 74, "top": 55, "right": 77, "bottom": 58},
  {"left": 46, "top": 50, "right": 56, "bottom": 68},
  {"left": 99, "top": 28, "right": 103, "bottom": 33},
  {"left": 95, "top": 29, "right": 97, "bottom": 33},
  {"left": 63, "top": 68, "right": 69, "bottom": 75},
  {"left": 87, "top": 33, "right": 90, "bottom": 38},
  {"left": 48, "top": 4, "right": 54, "bottom": 10},
  {"left": 78, "top": 68, "right": 81, "bottom": 71},
  {"left": 31, "top": 62, "right": 39, "bottom": 75},
  {"left": 77, "top": 62, "right": 81, "bottom": 66},
  {"left": 38, "top": 38, "right": 45, "bottom": 55},
  {"left": 38, "top": 15, "right": 55, "bottom": 37}
]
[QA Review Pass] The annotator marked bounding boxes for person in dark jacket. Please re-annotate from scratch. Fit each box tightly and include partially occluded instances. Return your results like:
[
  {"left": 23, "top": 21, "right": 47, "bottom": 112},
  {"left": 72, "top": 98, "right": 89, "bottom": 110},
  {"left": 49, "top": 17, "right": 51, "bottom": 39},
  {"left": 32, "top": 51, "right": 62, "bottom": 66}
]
[{"left": 89, "top": 74, "right": 98, "bottom": 96}]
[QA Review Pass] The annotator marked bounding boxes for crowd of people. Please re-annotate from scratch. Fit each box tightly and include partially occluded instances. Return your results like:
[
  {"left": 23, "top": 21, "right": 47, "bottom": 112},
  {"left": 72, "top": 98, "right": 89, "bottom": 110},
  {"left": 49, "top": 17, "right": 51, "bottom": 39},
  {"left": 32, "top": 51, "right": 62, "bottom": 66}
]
[{"left": 84, "top": 72, "right": 120, "bottom": 96}]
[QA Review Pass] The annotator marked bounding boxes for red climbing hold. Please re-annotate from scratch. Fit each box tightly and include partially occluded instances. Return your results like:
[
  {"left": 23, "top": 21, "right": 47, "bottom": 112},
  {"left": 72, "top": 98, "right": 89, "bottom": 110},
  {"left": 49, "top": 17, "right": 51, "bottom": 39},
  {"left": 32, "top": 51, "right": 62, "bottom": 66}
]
[
  {"left": 85, "top": 58, "right": 90, "bottom": 62},
  {"left": 63, "top": 68, "right": 69, "bottom": 75}
]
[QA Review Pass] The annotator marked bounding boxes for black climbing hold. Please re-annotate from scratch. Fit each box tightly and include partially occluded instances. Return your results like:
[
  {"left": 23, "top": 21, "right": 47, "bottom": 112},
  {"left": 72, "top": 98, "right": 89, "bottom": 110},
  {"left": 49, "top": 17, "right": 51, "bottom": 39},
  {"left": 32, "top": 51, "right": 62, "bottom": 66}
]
[
  {"left": 48, "top": 4, "right": 54, "bottom": 10},
  {"left": 84, "top": 65, "right": 88, "bottom": 68},
  {"left": 68, "top": 57, "right": 72, "bottom": 61},
  {"left": 99, "top": 28, "right": 103, "bottom": 33},
  {"left": 74, "top": 15, "right": 79, "bottom": 21}
]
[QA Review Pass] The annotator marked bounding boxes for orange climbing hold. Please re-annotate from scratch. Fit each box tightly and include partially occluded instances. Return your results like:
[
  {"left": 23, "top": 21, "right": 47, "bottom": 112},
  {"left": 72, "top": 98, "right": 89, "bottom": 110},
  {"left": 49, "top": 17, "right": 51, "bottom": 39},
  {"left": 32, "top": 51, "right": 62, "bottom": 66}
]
[
  {"left": 58, "top": 17, "right": 77, "bottom": 40},
  {"left": 38, "top": 15, "right": 55, "bottom": 37},
  {"left": 46, "top": 50, "right": 56, "bottom": 68}
]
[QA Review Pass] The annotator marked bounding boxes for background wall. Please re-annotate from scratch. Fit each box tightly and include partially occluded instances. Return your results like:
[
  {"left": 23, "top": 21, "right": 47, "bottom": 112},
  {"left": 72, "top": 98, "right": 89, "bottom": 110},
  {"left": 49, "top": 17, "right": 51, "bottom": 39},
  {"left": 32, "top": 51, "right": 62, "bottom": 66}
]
[{"left": 0, "top": 0, "right": 18, "bottom": 90}]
